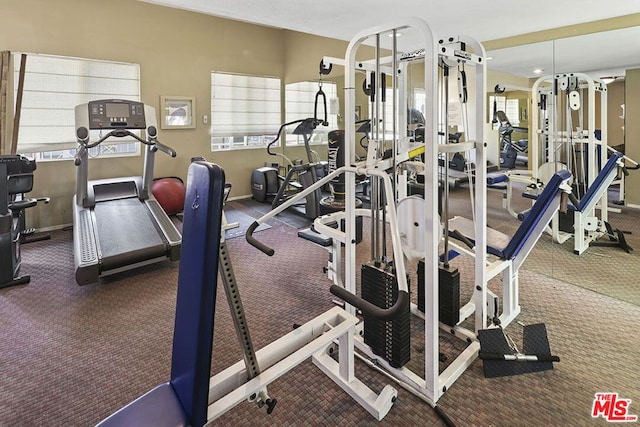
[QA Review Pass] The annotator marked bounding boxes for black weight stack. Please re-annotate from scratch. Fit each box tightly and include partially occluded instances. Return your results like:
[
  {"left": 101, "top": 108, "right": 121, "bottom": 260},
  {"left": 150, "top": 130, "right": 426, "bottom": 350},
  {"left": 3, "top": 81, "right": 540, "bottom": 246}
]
[
  {"left": 361, "top": 261, "right": 411, "bottom": 368},
  {"left": 417, "top": 260, "right": 460, "bottom": 327}
]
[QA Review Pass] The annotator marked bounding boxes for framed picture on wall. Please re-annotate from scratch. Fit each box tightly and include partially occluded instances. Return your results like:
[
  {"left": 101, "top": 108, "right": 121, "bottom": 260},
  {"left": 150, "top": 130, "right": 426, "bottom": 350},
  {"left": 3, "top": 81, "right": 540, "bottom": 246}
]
[{"left": 160, "top": 96, "right": 196, "bottom": 129}]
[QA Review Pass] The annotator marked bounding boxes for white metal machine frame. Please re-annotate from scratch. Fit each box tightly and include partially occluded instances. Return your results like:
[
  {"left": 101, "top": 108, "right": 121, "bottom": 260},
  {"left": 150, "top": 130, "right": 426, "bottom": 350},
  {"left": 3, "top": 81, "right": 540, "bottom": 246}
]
[
  {"left": 531, "top": 73, "right": 613, "bottom": 254},
  {"left": 314, "top": 18, "right": 492, "bottom": 406}
]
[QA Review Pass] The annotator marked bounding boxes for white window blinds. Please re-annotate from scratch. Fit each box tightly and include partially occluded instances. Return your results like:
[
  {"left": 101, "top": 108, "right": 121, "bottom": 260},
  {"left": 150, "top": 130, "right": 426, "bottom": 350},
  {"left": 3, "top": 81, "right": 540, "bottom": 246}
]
[
  {"left": 14, "top": 53, "right": 140, "bottom": 153},
  {"left": 285, "top": 80, "right": 337, "bottom": 145},
  {"left": 211, "top": 72, "right": 281, "bottom": 138},
  {"left": 490, "top": 95, "right": 520, "bottom": 127}
]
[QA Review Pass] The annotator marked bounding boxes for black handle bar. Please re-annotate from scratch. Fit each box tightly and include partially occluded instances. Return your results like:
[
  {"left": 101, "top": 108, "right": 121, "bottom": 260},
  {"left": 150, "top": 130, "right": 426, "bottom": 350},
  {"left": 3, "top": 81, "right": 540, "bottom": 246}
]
[
  {"left": 247, "top": 217, "right": 409, "bottom": 322},
  {"left": 330, "top": 286, "right": 410, "bottom": 321},
  {"left": 266, "top": 119, "right": 307, "bottom": 157},
  {"left": 77, "top": 129, "right": 176, "bottom": 159},
  {"left": 568, "top": 192, "right": 580, "bottom": 207},
  {"left": 266, "top": 118, "right": 325, "bottom": 156},
  {"left": 314, "top": 87, "right": 328, "bottom": 126},
  {"left": 246, "top": 221, "right": 275, "bottom": 256},
  {"left": 478, "top": 352, "right": 560, "bottom": 362},
  {"left": 82, "top": 129, "right": 144, "bottom": 149}
]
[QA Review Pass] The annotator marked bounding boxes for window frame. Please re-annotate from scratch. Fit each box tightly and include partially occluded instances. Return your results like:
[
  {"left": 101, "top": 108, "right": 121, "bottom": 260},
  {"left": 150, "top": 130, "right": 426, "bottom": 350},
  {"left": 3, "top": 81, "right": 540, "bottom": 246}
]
[
  {"left": 284, "top": 80, "right": 338, "bottom": 147},
  {"left": 210, "top": 71, "right": 282, "bottom": 152},
  {"left": 12, "top": 52, "right": 142, "bottom": 161}
]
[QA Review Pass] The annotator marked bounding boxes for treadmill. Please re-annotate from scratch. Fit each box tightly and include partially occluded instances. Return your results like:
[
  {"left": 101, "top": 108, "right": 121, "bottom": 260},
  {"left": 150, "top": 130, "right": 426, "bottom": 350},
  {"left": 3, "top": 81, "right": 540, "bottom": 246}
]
[{"left": 73, "top": 99, "right": 181, "bottom": 285}]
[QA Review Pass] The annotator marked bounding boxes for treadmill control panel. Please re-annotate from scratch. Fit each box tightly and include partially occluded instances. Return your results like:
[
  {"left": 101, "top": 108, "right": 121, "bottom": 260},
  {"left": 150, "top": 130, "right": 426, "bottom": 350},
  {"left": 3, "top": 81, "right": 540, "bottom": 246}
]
[{"left": 87, "top": 99, "right": 146, "bottom": 130}]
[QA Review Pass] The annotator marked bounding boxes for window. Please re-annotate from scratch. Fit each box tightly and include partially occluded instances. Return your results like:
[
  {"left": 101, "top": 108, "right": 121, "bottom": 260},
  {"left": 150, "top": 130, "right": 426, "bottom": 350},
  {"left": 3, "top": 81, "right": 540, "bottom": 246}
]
[
  {"left": 13, "top": 53, "right": 140, "bottom": 161},
  {"left": 489, "top": 95, "right": 520, "bottom": 128},
  {"left": 211, "top": 72, "right": 281, "bottom": 151},
  {"left": 414, "top": 88, "right": 426, "bottom": 117},
  {"left": 284, "top": 81, "right": 338, "bottom": 146}
]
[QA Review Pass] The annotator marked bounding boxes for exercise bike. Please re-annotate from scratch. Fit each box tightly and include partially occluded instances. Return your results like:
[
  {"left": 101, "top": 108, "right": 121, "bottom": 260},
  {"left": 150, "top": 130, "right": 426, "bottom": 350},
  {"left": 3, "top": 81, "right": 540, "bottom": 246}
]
[
  {"left": 496, "top": 110, "right": 528, "bottom": 169},
  {"left": 0, "top": 155, "right": 48, "bottom": 289},
  {"left": 251, "top": 116, "right": 331, "bottom": 220}
]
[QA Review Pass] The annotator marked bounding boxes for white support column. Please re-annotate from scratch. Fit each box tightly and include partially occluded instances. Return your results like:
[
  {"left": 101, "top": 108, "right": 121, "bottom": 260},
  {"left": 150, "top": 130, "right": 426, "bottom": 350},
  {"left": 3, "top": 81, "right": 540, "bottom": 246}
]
[
  {"left": 419, "top": 22, "right": 440, "bottom": 405},
  {"left": 468, "top": 37, "right": 488, "bottom": 333}
]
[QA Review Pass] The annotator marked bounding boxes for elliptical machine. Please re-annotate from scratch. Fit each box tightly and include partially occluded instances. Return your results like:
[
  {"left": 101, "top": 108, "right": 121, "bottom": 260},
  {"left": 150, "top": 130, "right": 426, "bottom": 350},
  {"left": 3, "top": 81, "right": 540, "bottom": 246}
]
[
  {"left": 496, "top": 110, "right": 528, "bottom": 169},
  {"left": 251, "top": 90, "right": 330, "bottom": 220},
  {"left": 0, "top": 155, "right": 47, "bottom": 288}
]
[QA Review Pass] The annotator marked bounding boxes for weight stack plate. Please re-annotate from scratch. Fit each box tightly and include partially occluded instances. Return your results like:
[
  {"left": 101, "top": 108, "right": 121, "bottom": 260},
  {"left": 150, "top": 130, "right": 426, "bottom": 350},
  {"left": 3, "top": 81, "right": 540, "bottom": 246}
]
[
  {"left": 417, "top": 260, "right": 460, "bottom": 327},
  {"left": 361, "top": 262, "right": 411, "bottom": 368}
]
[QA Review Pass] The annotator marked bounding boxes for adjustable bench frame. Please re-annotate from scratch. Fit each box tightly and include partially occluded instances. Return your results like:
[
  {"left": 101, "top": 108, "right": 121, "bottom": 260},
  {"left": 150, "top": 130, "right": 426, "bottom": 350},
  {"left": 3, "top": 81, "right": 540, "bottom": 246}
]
[
  {"left": 448, "top": 170, "right": 572, "bottom": 328},
  {"left": 97, "top": 161, "right": 396, "bottom": 427},
  {"left": 551, "top": 152, "right": 623, "bottom": 254}
]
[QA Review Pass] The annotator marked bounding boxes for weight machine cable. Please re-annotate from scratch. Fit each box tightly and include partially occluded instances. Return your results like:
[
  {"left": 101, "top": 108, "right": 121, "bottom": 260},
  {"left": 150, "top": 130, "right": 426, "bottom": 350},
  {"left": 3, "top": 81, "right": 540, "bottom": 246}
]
[
  {"left": 352, "top": 350, "right": 457, "bottom": 426},
  {"left": 457, "top": 63, "right": 475, "bottom": 225}
]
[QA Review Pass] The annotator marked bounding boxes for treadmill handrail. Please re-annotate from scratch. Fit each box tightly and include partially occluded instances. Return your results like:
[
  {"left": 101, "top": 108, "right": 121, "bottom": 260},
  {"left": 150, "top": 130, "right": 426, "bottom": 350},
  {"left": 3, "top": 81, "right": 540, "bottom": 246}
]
[
  {"left": 152, "top": 141, "right": 177, "bottom": 158},
  {"left": 76, "top": 129, "right": 176, "bottom": 161},
  {"left": 81, "top": 129, "right": 150, "bottom": 149}
]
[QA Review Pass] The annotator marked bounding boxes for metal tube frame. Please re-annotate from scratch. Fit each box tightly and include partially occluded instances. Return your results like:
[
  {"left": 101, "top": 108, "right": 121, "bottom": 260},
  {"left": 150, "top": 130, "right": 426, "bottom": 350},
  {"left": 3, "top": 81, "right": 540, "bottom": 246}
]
[
  {"left": 531, "top": 73, "right": 610, "bottom": 253},
  {"left": 341, "top": 19, "right": 488, "bottom": 406}
]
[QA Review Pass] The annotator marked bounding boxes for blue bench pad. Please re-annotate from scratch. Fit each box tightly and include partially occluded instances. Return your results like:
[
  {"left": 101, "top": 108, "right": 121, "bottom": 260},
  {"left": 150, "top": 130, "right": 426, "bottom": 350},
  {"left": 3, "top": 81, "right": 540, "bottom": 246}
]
[{"left": 96, "top": 383, "right": 189, "bottom": 427}]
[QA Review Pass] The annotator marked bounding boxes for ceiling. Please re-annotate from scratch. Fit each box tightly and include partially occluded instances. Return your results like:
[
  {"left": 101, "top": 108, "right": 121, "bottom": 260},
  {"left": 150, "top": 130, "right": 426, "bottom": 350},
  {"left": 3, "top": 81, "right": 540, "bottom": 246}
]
[
  {"left": 487, "top": 26, "right": 640, "bottom": 79},
  {"left": 139, "top": 0, "right": 640, "bottom": 77}
]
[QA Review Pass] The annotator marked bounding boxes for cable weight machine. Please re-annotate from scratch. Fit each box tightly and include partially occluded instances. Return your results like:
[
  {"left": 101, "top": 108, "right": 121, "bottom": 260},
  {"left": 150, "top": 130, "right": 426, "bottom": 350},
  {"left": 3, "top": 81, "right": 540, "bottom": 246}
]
[{"left": 312, "top": 19, "right": 491, "bottom": 408}]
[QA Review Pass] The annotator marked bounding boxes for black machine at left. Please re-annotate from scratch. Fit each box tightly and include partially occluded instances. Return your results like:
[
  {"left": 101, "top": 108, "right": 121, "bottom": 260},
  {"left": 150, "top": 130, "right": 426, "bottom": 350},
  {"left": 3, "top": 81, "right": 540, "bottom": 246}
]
[
  {"left": 0, "top": 155, "right": 49, "bottom": 289},
  {"left": 496, "top": 110, "right": 528, "bottom": 169},
  {"left": 251, "top": 118, "right": 329, "bottom": 220},
  {"left": 251, "top": 75, "right": 335, "bottom": 220}
]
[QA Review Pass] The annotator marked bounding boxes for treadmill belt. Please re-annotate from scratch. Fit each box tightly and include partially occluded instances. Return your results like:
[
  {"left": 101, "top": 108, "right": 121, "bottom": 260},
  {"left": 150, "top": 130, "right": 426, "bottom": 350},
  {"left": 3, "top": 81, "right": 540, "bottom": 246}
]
[{"left": 94, "top": 199, "right": 167, "bottom": 270}]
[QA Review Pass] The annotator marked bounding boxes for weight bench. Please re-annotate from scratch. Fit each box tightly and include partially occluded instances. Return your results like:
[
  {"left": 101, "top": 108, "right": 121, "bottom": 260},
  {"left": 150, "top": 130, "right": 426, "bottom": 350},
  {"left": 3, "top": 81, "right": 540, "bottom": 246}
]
[
  {"left": 555, "top": 152, "right": 626, "bottom": 255},
  {"left": 448, "top": 170, "right": 572, "bottom": 326},
  {"left": 98, "top": 162, "right": 398, "bottom": 426},
  {"left": 97, "top": 161, "right": 226, "bottom": 427}
]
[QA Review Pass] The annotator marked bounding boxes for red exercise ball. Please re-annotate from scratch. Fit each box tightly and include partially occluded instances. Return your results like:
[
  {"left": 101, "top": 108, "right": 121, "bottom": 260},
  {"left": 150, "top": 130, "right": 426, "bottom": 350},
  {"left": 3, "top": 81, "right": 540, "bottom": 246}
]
[{"left": 152, "top": 177, "right": 186, "bottom": 215}]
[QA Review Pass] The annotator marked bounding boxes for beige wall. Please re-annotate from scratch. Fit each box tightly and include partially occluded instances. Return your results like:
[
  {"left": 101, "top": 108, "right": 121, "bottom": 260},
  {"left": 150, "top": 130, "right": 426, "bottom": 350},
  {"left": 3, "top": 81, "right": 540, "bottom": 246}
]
[
  {"left": 625, "top": 68, "right": 640, "bottom": 206},
  {"left": 607, "top": 80, "right": 625, "bottom": 148},
  {"left": 0, "top": 0, "right": 352, "bottom": 228},
  {"left": 1, "top": 0, "right": 638, "bottom": 227}
]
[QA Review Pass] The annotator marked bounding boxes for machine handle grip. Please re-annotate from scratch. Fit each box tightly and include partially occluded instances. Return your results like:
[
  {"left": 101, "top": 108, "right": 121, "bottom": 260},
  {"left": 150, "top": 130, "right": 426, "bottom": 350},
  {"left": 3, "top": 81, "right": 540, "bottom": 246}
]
[
  {"left": 369, "top": 72, "right": 376, "bottom": 102},
  {"left": 330, "top": 286, "right": 409, "bottom": 321},
  {"left": 568, "top": 192, "right": 580, "bottom": 207},
  {"left": 479, "top": 352, "right": 560, "bottom": 362},
  {"left": 517, "top": 209, "right": 531, "bottom": 221},
  {"left": 314, "top": 87, "right": 328, "bottom": 126},
  {"left": 266, "top": 119, "right": 306, "bottom": 156},
  {"left": 246, "top": 221, "right": 275, "bottom": 256},
  {"left": 153, "top": 141, "right": 177, "bottom": 158},
  {"left": 450, "top": 229, "right": 474, "bottom": 249},
  {"left": 75, "top": 145, "right": 87, "bottom": 166}
]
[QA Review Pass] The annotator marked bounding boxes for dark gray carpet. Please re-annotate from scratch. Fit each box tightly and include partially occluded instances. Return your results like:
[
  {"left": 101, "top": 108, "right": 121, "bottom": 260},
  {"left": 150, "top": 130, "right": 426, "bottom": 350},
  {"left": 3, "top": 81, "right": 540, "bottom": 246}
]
[
  {"left": 224, "top": 208, "right": 271, "bottom": 240},
  {"left": 0, "top": 191, "right": 639, "bottom": 426}
]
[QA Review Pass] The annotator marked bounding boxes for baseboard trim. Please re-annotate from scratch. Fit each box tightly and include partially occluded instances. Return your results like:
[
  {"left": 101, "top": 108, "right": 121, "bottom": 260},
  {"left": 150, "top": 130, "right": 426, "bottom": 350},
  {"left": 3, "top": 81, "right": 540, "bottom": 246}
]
[{"left": 228, "top": 194, "right": 252, "bottom": 201}]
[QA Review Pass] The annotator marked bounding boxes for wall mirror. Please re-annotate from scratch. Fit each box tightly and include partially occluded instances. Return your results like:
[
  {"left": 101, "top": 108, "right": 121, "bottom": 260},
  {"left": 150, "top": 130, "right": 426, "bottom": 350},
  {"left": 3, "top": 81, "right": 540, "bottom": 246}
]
[{"left": 486, "top": 26, "right": 640, "bottom": 307}]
